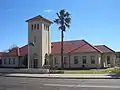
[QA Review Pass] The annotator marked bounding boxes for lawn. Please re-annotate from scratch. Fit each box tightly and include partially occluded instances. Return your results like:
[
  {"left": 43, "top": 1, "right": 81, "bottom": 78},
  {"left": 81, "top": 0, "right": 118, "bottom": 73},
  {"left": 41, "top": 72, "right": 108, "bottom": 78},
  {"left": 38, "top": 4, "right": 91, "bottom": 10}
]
[{"left": 63, "top": 68, "right": 113, "bottom": 74}]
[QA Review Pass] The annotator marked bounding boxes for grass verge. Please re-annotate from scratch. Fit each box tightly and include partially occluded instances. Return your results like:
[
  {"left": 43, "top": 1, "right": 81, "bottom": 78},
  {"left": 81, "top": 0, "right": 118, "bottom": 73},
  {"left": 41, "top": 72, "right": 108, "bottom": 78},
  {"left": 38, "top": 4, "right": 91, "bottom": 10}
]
[{"left": 63, "top": 68, "right": 114, "bottom": 74}]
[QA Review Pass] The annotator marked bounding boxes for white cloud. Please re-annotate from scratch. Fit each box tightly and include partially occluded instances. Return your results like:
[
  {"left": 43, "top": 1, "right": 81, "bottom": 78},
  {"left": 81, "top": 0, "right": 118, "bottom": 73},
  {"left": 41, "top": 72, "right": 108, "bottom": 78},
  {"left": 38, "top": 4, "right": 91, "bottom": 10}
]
[{"left": 44, "top": 9, "right": 53, "bottom": 13}]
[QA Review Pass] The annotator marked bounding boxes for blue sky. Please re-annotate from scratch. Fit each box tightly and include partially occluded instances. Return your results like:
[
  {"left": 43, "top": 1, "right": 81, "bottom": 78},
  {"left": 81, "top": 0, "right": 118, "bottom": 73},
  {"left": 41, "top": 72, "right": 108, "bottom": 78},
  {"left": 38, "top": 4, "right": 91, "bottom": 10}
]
[{"left": 0, "top": 0, "right": 120, "bottom": 51}]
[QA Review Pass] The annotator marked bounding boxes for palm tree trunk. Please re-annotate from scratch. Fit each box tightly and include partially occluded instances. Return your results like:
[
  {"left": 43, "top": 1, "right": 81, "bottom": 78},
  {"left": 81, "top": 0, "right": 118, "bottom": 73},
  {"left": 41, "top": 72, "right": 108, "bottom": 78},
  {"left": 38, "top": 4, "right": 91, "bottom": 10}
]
[{"left": 61, "top": 30, "right": 64, "bottom": 69}]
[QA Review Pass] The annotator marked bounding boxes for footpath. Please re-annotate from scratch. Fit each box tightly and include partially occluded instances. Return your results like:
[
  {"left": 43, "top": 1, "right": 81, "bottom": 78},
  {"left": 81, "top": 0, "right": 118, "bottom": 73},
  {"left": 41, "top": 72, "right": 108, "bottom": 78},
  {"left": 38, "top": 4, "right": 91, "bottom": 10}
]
[{"left": 1, "top": 73, "right": 120, "bottom": 79}]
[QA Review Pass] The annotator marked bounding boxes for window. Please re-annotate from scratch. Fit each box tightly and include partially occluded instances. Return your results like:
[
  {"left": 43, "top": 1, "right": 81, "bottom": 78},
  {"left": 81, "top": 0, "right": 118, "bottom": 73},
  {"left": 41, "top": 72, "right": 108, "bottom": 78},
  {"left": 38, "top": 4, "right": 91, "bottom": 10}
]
[
  {"left": 13, "top": 58, "right": 15, "bottom": 64},
  {"left": 34, "top": 36, "right": 36, "bottom": 42},
  {"left": 9, "top": 58, "right": 11, "bottom": 64},
  {"left": 91, "top": 56, "right": 95, "bottom": 64},
  {"left": 47, "top": 26, "right": 49, "bottom": 31},
  {"left": 107, "top": 56, "right": 110, "bottom": 64},
  {"left": 37, "top": 24, "right": 39, "bottom": 29},
  {"left": 34, "top": 24, "right": 36, "bottom": 29},
  {"left": 64, "top": 57, "right": 67, "bottom": 65},
  {"left": 46, "top": 25, "right": 49, "bottom": 31},
  {"left": 4, "top": 58, "right": 6, "bottom": 64},
  {"left": 119, "top": 54, "right": 120, "bottom": 58},
  {"left": 44, "top": 24, "right": 46, "bottom": 30},
  {"left": 45, "top": 25, "right": 47, "bottom": 30},
  {"left": 82, "top": 56, "right": 86, "bottom": 64},
  {"left": 54, "top": 57, "right": 58, "bottom": 65},
  {"left": 31, "top": 24, "right": 33, "bottom": 30},
  {"left": 74, "top": 56, "right": 78, "bottom": 64}
]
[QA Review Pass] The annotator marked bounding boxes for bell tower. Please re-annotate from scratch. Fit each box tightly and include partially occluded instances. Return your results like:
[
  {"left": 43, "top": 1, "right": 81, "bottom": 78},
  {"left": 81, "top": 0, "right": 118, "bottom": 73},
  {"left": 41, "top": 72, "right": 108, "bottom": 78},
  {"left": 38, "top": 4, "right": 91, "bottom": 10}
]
[{"left": 26, "top": 15, "right": 52, "bottom": 68}]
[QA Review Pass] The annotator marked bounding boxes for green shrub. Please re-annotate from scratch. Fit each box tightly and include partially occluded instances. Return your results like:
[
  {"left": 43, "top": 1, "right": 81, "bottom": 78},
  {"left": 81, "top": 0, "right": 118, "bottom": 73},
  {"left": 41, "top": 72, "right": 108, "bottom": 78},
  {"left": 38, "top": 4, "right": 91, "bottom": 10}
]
[{"left": 110, "top": 67, "right": 120, "bottom": 74}]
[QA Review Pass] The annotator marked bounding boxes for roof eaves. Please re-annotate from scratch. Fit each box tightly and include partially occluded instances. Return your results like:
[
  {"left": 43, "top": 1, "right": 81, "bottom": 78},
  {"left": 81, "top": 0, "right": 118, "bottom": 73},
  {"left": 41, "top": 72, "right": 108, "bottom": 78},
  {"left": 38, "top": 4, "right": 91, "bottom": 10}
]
[
  {"left": 103, "top": 45, "right": 115, "bottom": 53},
  {"left": 25, "top": 15, "right": 53, "bottom": 23}
]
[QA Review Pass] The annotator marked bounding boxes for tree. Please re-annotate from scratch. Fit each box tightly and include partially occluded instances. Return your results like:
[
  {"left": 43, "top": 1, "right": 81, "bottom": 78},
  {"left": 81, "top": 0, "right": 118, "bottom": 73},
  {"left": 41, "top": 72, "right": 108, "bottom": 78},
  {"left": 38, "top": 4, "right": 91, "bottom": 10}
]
[
  {"left": 8, "top": 44, "right": 18, "bottom": 52},
  {"left": 54, "top": 9, "right": 71, "bottom": 69}
]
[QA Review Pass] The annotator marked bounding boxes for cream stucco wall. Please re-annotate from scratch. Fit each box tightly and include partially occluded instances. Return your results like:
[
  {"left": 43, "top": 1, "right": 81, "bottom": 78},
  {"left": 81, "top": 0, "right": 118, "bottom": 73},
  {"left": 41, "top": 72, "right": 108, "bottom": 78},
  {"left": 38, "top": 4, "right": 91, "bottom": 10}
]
[
  {"left": 52, "top": 52, "right": 102, "bottom": 69},
  {"left": 28, "top": 19, "right": 51, "bottom": 68},
  {"left": 69, "top": 53, "right": 102, "bottom": 69},
  {"left": 52, "top": 52, "right": 116, "bottom": 69}
]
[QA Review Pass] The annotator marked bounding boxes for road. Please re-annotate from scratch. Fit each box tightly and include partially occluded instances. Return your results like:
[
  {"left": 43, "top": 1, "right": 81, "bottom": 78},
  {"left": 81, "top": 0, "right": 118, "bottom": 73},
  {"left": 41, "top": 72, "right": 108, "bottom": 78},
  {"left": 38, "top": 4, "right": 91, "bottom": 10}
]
[{"left": 0, "top": 76, "right": 120, "bottom": 90}]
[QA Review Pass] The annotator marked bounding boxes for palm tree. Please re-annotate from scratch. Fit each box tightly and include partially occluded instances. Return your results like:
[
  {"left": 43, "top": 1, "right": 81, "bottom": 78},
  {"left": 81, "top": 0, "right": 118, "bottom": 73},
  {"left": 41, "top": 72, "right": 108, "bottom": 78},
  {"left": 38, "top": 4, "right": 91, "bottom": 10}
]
[{"left": 54, "top": 9, "right": 71, "bottom": 69}]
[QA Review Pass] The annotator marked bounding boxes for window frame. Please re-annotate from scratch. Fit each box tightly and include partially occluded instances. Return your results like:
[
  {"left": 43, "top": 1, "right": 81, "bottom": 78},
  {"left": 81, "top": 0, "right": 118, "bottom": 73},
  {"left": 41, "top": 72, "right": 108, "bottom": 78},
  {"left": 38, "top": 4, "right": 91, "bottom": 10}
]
[
  {"left": 37, "top": 24, "right": 39, "bottom": 29},
  {"left": 54, "top": 57, "right": 58, "bottom": 65},
  {"left": 47, "top": 25, "right": 49, "bottom": 31},
  {"left": 31, "top": 24, "right": 33, "bottom": 30},
  {"left": 74, "top": 56, "right": 78, "bottom": 64},
  {"left": 64, "top": 57, "right": 67, "bottom": 65},
  {"left": 4, "top": 58, "right": 6, "bottom": 64},
  {"left": 107, "top": 56, "right": 110, "bottom": 64},
  {"left": 82, "top": 56, "right": 87, "bottom": 64},
  {"left": 34, "top": 24, "right": 36, "bottom": 29},
  {"left": 44, "top": 24, "right": 46, "bottom": 30},
  {"left": 9, "top": 58, "right": 11, "bottom": 64},
  {"left": 91, "top": 56, "right": 95, "bottom": 64},
  {"left": 13, "top": 58, "right": 15, "bottom": 64}
]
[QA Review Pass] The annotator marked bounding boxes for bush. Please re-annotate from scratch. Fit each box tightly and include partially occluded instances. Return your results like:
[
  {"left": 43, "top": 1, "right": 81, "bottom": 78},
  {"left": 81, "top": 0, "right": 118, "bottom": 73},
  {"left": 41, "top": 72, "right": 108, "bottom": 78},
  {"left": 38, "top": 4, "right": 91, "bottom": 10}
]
[
  {"left": 50, "top": 70, "right": 64, "bottom": 74},
  {"left": 110, "top": 67, "right": 120, "bottom": 74}
]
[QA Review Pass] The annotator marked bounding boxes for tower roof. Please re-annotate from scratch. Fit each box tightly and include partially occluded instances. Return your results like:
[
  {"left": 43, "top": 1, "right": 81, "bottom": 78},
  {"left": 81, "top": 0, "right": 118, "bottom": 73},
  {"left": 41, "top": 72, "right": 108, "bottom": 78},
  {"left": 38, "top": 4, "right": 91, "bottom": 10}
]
[{"left": 26, "top": 15, "right": 53, "bottom": 23}]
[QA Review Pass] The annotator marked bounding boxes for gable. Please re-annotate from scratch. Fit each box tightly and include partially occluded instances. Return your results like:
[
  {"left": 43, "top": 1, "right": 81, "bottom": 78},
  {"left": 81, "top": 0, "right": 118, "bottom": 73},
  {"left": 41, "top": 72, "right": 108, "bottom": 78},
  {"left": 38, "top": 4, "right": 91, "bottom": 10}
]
[{"left": 95, "top": 45, "right": 115, "bottom": 53}]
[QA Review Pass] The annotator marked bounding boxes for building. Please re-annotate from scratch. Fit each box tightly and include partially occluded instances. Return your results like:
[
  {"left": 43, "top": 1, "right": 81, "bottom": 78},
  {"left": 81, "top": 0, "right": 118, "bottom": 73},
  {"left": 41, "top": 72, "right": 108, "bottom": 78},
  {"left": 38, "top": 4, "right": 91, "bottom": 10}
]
[
  {"left": 26, "top": 15, "right": 52, "bottom": 68},
  {"left": 0, "top": 15, "right": 117, "bottom": 69},
  {"left": 115, "top": 52, "right": 120, "bottom": 66},
  {"left": 0, "top": 39, "right": 116, "bottom": 69},
  {"left": 51, "top": 40, "right": 116, "bottom": 69},
  {"left": 0, "top": 46, "right": 28, "bottom": 68}
]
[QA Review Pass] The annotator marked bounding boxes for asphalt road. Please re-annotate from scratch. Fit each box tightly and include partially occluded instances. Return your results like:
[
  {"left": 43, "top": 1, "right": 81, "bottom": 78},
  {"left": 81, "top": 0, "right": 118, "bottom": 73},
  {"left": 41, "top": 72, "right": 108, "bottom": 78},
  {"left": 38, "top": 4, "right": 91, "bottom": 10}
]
[{"left": 0, "top": 76, "right": 120, "bottom": 90}]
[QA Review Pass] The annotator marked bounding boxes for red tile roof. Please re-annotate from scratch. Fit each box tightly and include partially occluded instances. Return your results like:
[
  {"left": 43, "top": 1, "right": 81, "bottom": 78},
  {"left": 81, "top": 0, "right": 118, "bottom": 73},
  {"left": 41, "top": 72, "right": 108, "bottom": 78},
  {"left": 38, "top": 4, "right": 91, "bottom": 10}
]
[
  {"left": 51, "top": 40, "right": 86, "bottom": 54},
  {"left": 0, "top": 40, "right": 115, "bottom": 57},
  {"left": 19, "top": 45, "right": 28, "bottom": 56},
  {"left": 0, "top": 52, "right": 6, "bottom": 57},
  {"left": 51, "top": 40, "right": 102, "bottom": 54},
  {"left": 2, "top": 48, "right": 20, "bottom": 57},
  {"left": 95, "top": 45, "right": 115, "bottom": 53}
]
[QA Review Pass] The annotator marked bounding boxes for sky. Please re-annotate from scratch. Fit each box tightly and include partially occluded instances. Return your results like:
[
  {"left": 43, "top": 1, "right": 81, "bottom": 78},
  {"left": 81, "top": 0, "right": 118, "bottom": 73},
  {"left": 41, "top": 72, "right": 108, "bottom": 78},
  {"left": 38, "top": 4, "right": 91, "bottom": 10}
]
[{"left": 0, "top": 0, "right": 120, "bottom": 51}]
